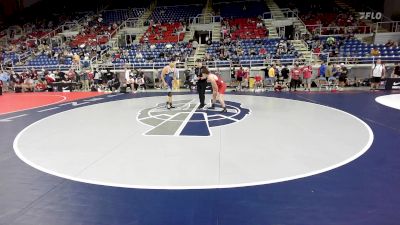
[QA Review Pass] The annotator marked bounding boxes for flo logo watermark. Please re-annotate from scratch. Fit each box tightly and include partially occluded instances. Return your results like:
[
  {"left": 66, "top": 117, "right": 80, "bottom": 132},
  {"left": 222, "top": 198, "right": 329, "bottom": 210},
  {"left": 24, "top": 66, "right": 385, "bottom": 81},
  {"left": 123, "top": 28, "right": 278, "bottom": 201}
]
[{"left": 359, "top": 12, "right": 382, "bottom": 20}]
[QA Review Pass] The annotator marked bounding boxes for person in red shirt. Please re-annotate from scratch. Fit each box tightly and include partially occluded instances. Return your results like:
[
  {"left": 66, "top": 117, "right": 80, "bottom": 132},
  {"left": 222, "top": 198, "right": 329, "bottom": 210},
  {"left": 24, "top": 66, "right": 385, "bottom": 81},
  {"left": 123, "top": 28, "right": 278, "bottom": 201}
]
[
  {"left": 35, "top": 80, "right": 47, "bottom": 92},
  {"left": 201, "top": 66, "right": 227, "bottom": 113},
  {"left": 236, "top": 66, "right": 245, "bottom": 91},
  {"left": 254, "top": 74, "right": 263, "bottom": 91},
  {"left": 302, "top": 64, "right": 313, "bottom": 91},
  {"left": 259, "top": 48, "right": 267, "bottom": 56},
  {"left": 45, "top": 73, "right": 56, "bottom": 84},
  {"left": 290, "top": 64, "right": 301, "bottom": 91}
]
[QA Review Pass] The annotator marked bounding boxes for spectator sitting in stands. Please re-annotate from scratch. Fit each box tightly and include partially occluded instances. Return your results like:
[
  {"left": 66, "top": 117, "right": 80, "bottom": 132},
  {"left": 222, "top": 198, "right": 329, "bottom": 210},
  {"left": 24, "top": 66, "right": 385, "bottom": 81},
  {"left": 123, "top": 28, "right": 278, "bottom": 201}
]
[
  {"left": 236, "top": 47, "right": 244, "bottom": 56},
  {"left": 259, "top": 47, "right": 267, "bottom": 56},
  {"left": 219, "top": 52, "right": 228, "bottom": 60},
  {"left": 206, "top": 36, "right": 212, "bottom": 45},
  {"left": 313, "top": 44, "right": 321, "bottom": 54},
  {"left": 250, "top": 48, "right": 257, "bottom": 56},
  {"left": 135, "top": 52, "right": 143, "bottom": 59},
  {"left": 326, "top": 36, "right": 336, "bottom": 46},
  {"left": 205, "top": 53, "right": 213, "bottom": 62},
  {"left": 143, "top": 35, "right": 149, "bottom": 43},
  {"left": 370, "top": 47, "right": 380, "bottom": 56},
  {"left": 73, "top": 53, "right": 80, "bottom": 64},
  {"left": 256, "top": 21, "right": 263, "bottom": 29},
  {"left": 385, "top": 40, "right": 395, "bottom": 47}
]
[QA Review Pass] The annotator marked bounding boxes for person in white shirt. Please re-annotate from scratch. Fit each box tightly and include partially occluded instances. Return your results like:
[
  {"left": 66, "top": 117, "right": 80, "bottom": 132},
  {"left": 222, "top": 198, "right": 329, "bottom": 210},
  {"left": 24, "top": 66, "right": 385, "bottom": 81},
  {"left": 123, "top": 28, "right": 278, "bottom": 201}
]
[
  {"left": 135, "top": 52, "right": 143, "bottom": 59},
  {"left": 192, "top": 40, "right": 198, "bottom": 50},
  {"left": 371, "top": 59, "right": 385, "bottom": 91},
  {"left": 125, "top": 69, "right": 136, "bottom": 93}
]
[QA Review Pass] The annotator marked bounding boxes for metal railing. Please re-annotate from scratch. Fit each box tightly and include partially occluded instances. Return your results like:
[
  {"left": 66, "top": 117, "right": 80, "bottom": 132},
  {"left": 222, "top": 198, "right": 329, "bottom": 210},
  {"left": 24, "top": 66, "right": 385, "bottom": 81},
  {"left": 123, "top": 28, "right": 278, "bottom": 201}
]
[
  {"left": 38, "top": 26, "right": 64, "bottom": 43},
  {"left": 203, "top": 57, "right": 313, "bottom": 68},
  {"left": 95, "top": 61, "right": 187, "bottom": 71},
  {"left": 76, "top": 11, "right": 94, "bottom": 25},
  {"left": 189, "top": 14, "right": 222, "bottom": 25},
  {"left": 61, "top": 22, "right": 81, "bottom": 33},
  {"left": 7, "top": 54, "right": 400, "bottom": 72},
  {"left": 262, "top": 12, "right": 273, "bottom": 20},
  {"left": 91, "top": 46, "right": 111, "bottom": 63},
  {"left": 124, "top": 18, "right": 146, "bottom": 28},
  {"left": 375, "top": 21, "right": 400, "bottom": 33},
  {"left": 328, "top": 55, "right": 400, "bottom": 65},
  {"left": 97, "top": 34, "right": 111, "bottom": 44},
  {"left": 263, "top": 8, "right": 298, "bottom": 20},
  {"left": 6, "top": 64, "right": 74, "bottom": 73},
  {"left": 280, "top": 8, "right": 298, "bottom": 19},
  {"left": 305, "top": 24, "right": 374, "bottom": 35}
]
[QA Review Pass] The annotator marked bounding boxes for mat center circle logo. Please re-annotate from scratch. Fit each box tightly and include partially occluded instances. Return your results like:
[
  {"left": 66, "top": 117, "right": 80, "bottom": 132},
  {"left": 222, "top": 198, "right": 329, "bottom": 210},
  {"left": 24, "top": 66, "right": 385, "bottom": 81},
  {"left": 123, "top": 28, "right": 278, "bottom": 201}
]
[{"left": 137, "top": 99, "right": 250, "bottom": 136}]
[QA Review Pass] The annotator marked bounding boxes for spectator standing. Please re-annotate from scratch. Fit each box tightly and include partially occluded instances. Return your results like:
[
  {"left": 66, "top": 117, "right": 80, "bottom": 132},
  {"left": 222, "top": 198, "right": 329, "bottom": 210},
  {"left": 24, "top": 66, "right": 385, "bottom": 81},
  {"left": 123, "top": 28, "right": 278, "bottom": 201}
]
[
  {"left": 302, "top": 64, "right": 313, "bottom": 91},
  {"left": 236, "top": 66, "right": 246, "bottom": 91},
  {"left": 338, "top": 63, "right": 348, "bottom": 91},
  {"left": 267, "top": 64, "right": 276, "bottom": 86},
  {"left": 281, "top": 65, "right": 290, "bottom": 81},
  {"left": 81, "top": 70, "right": 90, "bottom": 91},
  {"left": 290, "top": 64, "right": 302, "bottom": 91},
  {"left": 370, "top": 59, "right": 385, "bottom": 91},
  {"left": 319, "top": 62, "right": 327, "bottom": 78},
  {"left": 93, "top": 69, "right": 100, "bottom": 85},
  {"left": 326, "top": 62, "right": 333, "bottom": 80}
]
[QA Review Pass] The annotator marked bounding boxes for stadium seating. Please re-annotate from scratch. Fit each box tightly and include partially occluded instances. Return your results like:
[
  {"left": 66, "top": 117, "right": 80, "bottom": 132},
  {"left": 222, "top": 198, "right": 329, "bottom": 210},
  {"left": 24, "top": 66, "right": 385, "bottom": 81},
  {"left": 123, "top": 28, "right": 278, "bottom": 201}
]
[
  {"left": 1, "top": 0, "right": 399, "bottom": 72},
  {"left": 150, "top": 5, "right": 203, "bottom": 23},
  {"left": 301, "top": 13, "right": 371, "bottom": 34},
  {"left": 206, "top": 38, "right": 299, "bottom": 66},
  {"left": 102, "top": 9, "right": 146, "bottom": 24},
  {"left": 315, "top": 36, "right": 400, "bottom": 62},
  {"left": 2, "top": 52, "right": 24, "bottom": 64},
  {"left": 69, "top": 26, "right": 114, "bottom": 48},
  {"left": 214, "top": 0, "right": 267, "bottom": 18},
  {"left": 27, "top": 54, "right": 72, "bottom": 67},
  {"left": 141, "top": 22, "right": 185, "bottom": 44},
  {"left": 226, "top": 18, "right": 267, "bottom": 40},
  {"left": 113, "top": 42, "right": 192, "bottom": 68}
]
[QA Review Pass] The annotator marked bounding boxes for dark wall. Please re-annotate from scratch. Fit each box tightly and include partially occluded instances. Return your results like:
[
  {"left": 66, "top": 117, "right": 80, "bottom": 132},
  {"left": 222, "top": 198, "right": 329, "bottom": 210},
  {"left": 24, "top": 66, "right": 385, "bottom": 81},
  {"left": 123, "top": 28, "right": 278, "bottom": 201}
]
[
  {"left": 384, "top": 0, "right": 400, "bottom": 20},
  {"left": 0, "top": 0, "right": 21, "bottom": 17}
]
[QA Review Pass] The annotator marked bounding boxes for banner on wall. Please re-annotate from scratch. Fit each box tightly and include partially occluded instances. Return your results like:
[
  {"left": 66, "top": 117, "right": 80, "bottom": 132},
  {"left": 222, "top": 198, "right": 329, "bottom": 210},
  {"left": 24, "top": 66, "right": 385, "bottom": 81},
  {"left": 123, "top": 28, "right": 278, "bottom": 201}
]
[{"left": 385, "top": 78, "right": 400, "bottom": 90}]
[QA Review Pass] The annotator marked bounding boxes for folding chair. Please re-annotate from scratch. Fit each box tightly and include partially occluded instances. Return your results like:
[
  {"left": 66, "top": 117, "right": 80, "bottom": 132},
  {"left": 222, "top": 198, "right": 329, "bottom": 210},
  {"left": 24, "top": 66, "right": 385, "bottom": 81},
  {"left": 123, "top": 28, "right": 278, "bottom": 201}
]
[{"left": 318, "top": 77, "right": 329, "bottom": 91}]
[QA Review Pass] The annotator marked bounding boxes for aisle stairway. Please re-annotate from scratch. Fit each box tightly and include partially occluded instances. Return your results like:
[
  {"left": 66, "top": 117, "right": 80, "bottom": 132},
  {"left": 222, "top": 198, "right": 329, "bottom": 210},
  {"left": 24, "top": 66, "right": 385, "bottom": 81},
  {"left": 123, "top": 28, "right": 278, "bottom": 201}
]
[
  {"left": 265, "top": 0, "right": 285, "bottom": 20},
  {"left": 132, "top": 7, "right": 156, "bottom": 44},
  {"left": 263, "top": 20, "right": 279, "bottom": 38},
  {"left": 290, "top": 40, "right": 315, "bottom": 63},
  {"left": 212, "top": 22, "right": 221, "bottom": 41},
  {"left": 186, "top": 44, "right": 206, "bottom": 68}
]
